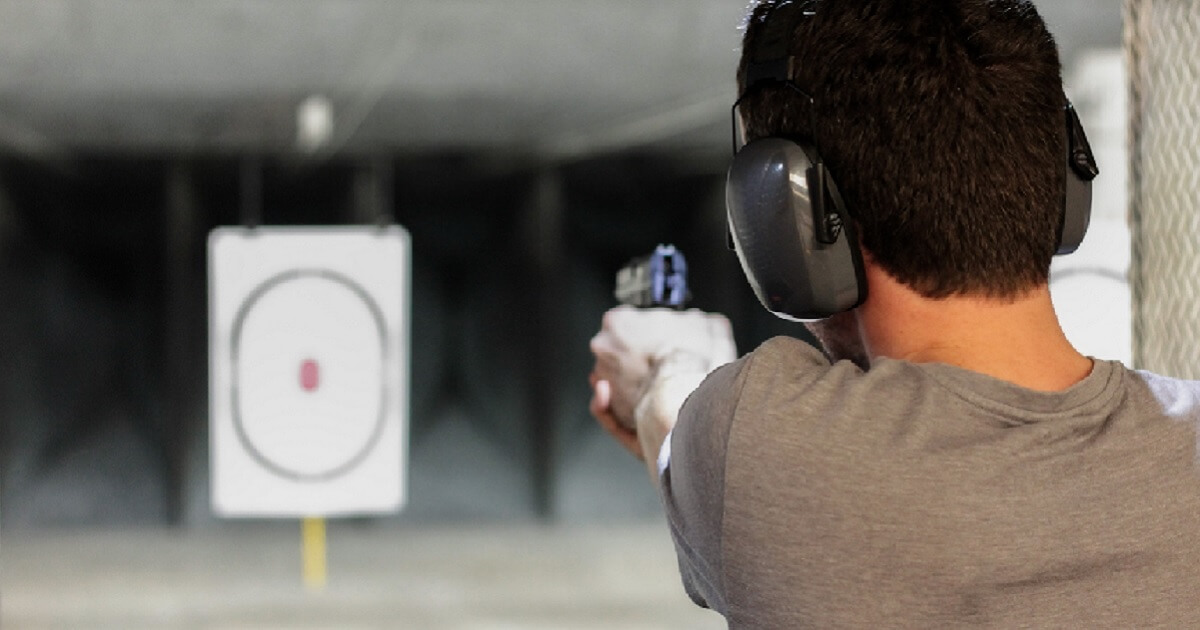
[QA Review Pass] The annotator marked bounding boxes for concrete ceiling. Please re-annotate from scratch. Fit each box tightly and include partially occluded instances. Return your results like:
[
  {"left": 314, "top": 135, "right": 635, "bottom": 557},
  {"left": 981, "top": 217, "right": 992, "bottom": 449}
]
[{"left": 0, "top": 0, "right": 1123, "bottom": 161}]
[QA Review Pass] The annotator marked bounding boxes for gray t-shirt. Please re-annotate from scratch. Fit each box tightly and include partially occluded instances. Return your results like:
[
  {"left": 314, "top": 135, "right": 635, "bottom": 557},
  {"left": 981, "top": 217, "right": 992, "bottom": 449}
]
[{"left": 661, "top": 335, "right": 1200, "bottom": 628}]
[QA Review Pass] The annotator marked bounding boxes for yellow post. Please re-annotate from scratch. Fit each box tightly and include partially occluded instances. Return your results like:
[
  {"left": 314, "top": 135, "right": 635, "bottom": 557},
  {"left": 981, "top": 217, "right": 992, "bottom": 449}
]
[{"left": 302, "top": 517, "right": 328, "bottom": 591}]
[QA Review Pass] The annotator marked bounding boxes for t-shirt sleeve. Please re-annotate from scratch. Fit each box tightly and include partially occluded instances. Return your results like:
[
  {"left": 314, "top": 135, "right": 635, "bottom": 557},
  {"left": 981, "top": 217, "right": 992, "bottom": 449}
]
[{"left": 658, "top": 353, "right": 753, "bottom": 614}]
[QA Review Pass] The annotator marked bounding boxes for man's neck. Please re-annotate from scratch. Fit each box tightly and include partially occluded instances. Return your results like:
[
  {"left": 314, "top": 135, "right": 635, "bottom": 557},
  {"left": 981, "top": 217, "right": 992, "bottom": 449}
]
[{"left": 857, "top": 264, "right": 1093, "bottom": 392}]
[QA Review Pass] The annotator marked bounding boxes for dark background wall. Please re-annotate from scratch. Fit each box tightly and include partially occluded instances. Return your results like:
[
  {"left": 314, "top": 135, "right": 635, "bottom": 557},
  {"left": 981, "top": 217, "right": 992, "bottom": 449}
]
[{"left": 0, "top": 153, "right": 805, "bottom": 528}]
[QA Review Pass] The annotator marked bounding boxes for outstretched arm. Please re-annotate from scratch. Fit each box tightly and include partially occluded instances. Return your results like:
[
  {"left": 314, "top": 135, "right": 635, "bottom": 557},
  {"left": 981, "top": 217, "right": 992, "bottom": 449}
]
[{"left": 587, "top": 307, "right": 737, "bottom": 482}]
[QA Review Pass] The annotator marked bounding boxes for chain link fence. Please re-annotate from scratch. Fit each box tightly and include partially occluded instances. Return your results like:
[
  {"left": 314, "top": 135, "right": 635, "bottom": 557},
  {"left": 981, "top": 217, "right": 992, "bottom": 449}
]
[{"left": 1125, "top": 0, "right": 1200, "bottom": 376}]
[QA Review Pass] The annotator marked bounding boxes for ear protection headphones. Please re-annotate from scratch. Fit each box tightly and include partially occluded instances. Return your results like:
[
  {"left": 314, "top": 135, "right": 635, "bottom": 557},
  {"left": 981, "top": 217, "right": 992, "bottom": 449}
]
[{"left": 725, "top": 0, "right": 1100, "bottom": 321}]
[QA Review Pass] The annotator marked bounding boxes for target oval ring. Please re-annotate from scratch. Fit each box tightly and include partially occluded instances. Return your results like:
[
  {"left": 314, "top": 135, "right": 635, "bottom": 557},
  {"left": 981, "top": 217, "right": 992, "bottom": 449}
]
[{"left": 230, "top": 269, "right": 389, "bottom": 482}]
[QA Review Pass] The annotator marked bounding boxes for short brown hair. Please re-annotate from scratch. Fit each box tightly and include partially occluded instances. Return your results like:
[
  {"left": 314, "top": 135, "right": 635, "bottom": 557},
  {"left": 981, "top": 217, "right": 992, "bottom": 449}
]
[{"left": 737, "top": 0, "right": 1067, "bottom": 298}]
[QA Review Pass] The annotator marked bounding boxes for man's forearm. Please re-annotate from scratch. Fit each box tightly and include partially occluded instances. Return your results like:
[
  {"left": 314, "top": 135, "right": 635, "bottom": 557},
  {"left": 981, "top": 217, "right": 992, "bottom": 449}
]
[{"left": 634, "top": 369, "right": 708, "bottom": 484}]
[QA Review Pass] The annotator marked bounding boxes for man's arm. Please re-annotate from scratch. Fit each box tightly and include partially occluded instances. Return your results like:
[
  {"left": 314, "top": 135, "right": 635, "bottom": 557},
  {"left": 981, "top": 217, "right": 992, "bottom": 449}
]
[
  {"left": 588, "top": 307, "right": 737, "bottom": 482},
  {"left": 591, "top": 356, "right": 710, "bottom": 482}
]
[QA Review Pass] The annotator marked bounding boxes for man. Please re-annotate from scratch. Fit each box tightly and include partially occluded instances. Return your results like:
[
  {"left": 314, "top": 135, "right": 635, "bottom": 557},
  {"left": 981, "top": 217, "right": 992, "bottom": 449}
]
[{"left": 588, "top": 0, "right": 1200, "bottom": 626}]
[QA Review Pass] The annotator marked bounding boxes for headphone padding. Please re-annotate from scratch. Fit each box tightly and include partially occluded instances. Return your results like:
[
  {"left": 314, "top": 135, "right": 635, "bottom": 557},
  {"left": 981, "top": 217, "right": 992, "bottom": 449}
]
[{"left": 1058, "top": 171, "right": 1092, "bottom": 255}]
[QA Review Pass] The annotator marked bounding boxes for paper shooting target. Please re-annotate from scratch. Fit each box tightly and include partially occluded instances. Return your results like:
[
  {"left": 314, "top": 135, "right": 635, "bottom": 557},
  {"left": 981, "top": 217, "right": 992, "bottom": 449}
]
[
  {"left": 231, "top": 270, "right": 387, "bottom": 481},
  {"left": 209, "top": 226, "right": 409, "bottom": 517}
]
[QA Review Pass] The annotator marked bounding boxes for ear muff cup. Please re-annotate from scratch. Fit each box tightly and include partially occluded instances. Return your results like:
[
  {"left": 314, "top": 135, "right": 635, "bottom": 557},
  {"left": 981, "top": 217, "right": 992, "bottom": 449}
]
[
  {"left": 1058, "top": 166, "right": 1092, "bottom": 255},
  {"left": 726, "top": 138, "right": 866, "bottom": 320},
  {"left": 1058, "top": 103, "right": 1098, "bottom": 255}
]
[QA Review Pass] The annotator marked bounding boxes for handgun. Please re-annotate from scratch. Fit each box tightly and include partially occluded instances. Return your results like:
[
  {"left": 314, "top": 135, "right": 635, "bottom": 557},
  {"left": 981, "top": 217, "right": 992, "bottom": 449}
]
[{"left": 614, "top": 244, "right": 690, "bottom": 309}]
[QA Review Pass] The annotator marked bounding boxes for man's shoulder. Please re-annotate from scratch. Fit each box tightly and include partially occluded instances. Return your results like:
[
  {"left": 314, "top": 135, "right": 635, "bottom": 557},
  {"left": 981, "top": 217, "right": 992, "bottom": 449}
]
[
  {"left": 1128, "top": 366, "right": 1200, "bottom": 417},
  {"left": 1131, "top": 365, "right": 1200, "bottom": 388},
  {"left": 752, "top": 334, "right": 828, "bottom": 363},
  {"left": 673, "top": 337, "right": 823, "bottom": 458},
  {"left": 737, "top": 334, "right": 883, "bottom": 394},
  {"left": 733, "top": 335, "right": 832, "bottom": 379},
  {"left": 686, "top": 335, "right": 830, "bottom": 402}
]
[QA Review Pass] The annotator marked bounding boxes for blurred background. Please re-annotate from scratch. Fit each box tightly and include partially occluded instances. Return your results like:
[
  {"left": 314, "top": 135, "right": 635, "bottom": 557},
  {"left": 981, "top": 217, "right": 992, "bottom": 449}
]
[{"left": 0, "top": 0, "right": 1137, "bottom": 627}]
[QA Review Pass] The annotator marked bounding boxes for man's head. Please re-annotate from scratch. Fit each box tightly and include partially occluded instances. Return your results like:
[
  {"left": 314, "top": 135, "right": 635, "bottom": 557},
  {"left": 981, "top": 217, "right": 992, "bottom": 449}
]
[{"left": 736, "top": 0, "right": 1067, "bottom": 299}]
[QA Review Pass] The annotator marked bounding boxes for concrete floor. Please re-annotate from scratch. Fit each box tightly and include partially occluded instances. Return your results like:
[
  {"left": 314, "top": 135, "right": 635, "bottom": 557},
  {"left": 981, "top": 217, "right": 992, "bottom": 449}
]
[{"left": 1, "top": 521, "right": 725, "bottom": 630}]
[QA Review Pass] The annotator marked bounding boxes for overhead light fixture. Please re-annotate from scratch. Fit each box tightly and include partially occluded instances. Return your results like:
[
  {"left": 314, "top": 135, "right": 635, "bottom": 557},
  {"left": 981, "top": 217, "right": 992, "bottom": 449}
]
[{"left": 296, "top": 95, "right": 335, "bottom": 153}]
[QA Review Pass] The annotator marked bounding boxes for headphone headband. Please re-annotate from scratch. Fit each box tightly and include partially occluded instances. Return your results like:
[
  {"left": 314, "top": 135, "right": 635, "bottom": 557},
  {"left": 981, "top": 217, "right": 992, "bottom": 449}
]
[{"left": 744, "top": 1, "right": 810, "bottom": 88}]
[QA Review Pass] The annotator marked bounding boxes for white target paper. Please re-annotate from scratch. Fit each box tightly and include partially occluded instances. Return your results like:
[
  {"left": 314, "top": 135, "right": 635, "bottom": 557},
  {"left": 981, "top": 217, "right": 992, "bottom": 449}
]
[{"left": 208, "top": 226, "right": 409, "bottom": 517}]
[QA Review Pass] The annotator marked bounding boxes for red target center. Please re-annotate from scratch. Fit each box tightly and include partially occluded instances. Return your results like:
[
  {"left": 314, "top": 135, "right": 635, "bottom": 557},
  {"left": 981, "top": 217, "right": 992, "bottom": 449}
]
[{"left": 299, "top": 359, "right": 320, "bottom": 392}]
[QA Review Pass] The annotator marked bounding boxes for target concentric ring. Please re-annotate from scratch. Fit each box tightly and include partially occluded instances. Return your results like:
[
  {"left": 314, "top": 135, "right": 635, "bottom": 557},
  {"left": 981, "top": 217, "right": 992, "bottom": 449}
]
[{"left": 229, "top": 268, "right": 389, "bottom": 482}]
